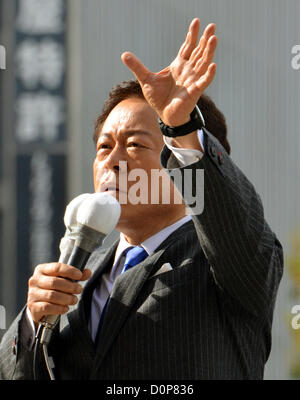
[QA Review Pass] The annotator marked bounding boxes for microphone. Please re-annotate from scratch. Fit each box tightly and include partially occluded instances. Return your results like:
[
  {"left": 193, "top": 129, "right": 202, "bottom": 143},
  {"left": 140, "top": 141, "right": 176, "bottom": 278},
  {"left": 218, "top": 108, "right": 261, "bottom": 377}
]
[
  {"left": 58, "top": 193, "right": 90, "bottom": 264},
  {"left": 35, "top": 192, "right": 120, "bottom": 380},
  {"left": 65, "top": 192, "right": 121, "bottom": 271},
  {"left": 39, "top": 192, "right": 121, "bottom": 339},
  {"left": 39, "top": 193, "right": 90, "bottom": 330}
]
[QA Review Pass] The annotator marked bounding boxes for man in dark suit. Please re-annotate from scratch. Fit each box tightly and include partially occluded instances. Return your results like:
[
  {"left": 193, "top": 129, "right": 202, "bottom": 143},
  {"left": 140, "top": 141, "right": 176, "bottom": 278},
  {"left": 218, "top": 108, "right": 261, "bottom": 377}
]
[{"left": 0, "top": 18, "right": 283, "bottom": 380}]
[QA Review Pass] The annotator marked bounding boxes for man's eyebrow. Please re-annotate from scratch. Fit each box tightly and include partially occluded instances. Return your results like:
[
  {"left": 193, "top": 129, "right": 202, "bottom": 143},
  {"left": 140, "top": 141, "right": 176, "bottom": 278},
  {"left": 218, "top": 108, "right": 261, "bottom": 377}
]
[{"left": 99, "top": 130, "right": 153, "bottom": 139}]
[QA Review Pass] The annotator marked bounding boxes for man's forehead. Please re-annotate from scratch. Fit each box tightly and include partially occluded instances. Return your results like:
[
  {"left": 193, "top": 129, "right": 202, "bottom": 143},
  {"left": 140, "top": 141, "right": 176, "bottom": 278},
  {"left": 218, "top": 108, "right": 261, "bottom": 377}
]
[
  {"left": 107, "top": 107, "right": 137, "bottom": 126},
  {"left": 100, "top": 114, "right": 152, "bottom": 137},
  {"left": 106, "top": 98, "right": 152, "bottom": 122},
  {"left": 100, "top": 98, "right": 161, "bottom": 137}
]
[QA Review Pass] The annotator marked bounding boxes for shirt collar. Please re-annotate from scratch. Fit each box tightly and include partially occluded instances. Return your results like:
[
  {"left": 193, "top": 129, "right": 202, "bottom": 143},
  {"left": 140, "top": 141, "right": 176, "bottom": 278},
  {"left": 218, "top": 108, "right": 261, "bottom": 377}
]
[
  {"left": 141, "top": 215, "right": 191, "bottom": 255},
  {"left": 111, "top": 215, "right": 191, "bottom": 275}
]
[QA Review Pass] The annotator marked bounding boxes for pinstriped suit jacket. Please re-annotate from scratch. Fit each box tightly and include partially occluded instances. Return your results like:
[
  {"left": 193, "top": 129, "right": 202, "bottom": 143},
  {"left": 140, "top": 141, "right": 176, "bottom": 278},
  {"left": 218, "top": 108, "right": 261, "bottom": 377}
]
[{"left": 0, "top": 129, "right": 283, "bottom": 380}]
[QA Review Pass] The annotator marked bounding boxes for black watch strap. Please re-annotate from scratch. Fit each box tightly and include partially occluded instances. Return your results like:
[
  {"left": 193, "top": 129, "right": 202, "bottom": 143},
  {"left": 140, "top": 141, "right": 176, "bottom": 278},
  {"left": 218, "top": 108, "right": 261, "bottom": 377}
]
[{"left": 158, "top": 105, "right": 205, "bottom": 138}]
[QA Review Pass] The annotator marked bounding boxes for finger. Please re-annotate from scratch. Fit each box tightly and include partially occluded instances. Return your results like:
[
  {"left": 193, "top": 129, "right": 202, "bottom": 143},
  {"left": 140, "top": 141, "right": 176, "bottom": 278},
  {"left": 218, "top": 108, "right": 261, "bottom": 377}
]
[
  {"left": 179, "top": 18, "right": 200, "bottom": 60},
  {"left": 29, "top": 287, "right": 78, "bottom": 307},
  {"left": 198, "top": 23, "right": 216, "bottom": 55},
  {"left": 79, "top": 268, "right": 92, "bottom": 281},
  {"left": 37, "top": 263, "right": 83, "bottom": 281},
  {"left": 121, "top": 52, "right": 151, "bottom": 84},
  {"left": 29, "top": 302, "right": 70, "bottom": 321},
  {"left": 33, "top": 275, "right": 83, "bottom": 294},
  {"left": 191, "top": 23, "right": 216, "bottom": 63},
  {"left": 195, "top": 35, "right": 218, "bottom": 73},
  {"left": 195, "top": 63, "right": 217, "bottom": 92}
]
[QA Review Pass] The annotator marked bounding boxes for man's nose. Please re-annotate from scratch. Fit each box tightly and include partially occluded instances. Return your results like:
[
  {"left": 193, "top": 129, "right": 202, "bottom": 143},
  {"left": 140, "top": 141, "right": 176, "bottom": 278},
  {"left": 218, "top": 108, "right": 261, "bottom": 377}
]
[{"left": 103, "top": 145, "right": 126, "bottom": 172}]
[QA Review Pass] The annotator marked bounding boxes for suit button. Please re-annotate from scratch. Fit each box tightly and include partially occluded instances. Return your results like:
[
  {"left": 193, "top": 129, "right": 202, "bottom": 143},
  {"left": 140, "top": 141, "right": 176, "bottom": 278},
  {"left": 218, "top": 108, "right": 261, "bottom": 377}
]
[
  {"left": 210, "top": 145, "right": 217, "bottom": 157},
  {"left": 218, "top": 152, "right": 223, "bottom": 165}
]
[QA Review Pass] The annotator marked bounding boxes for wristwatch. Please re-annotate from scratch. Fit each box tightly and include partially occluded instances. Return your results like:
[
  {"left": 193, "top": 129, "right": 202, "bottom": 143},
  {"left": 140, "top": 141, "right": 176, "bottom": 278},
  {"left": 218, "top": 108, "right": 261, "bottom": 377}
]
[{"left": 158, "top": 105, "right": 205, "bottom": 138}]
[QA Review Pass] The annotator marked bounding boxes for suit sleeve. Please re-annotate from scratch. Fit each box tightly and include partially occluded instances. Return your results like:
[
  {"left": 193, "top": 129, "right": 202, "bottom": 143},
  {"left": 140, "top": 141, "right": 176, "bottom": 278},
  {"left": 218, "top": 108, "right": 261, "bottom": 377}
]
[
  {"left": 0, "top": 307, "right": 50, "bottom": 380},
  {"left": 160, "top": 128, "right": 284, "bottom": 317},
  {"left": 0, "top": 308, "right": 34, "bottom": 379}
]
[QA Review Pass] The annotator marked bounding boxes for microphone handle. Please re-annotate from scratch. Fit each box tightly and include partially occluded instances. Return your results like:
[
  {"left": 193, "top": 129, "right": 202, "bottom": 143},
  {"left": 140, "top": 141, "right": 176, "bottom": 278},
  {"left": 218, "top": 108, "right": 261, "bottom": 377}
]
[{"left": 67, "top": 246, "right": 91, "bottom": 272}]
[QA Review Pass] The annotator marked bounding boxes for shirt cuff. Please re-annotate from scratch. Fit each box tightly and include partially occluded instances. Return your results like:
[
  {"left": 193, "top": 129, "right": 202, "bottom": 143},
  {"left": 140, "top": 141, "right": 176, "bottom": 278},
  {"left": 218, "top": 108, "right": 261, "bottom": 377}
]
[
  {"left": 163, "top": 129, "right": 205, "bottom": 166},
  {"left": 19, "top": 307, "right": 36, "bottom": 350}
]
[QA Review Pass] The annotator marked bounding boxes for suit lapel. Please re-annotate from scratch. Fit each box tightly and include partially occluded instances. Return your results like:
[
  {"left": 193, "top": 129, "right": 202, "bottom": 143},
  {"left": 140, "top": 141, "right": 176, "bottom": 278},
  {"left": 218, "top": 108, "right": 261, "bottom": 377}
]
[
  {"left": 91, "top": 220, "right": 195, "bottom": 374},
  {"left": 92, "top": 248, "right": 165, "bottom": 372}
]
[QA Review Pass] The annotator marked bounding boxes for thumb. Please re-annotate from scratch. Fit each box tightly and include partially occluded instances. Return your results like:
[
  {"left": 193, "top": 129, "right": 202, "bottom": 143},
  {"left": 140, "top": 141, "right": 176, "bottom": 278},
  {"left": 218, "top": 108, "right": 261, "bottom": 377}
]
[{"left": 121, "top": 51, "right": 151, "bottom": 84}]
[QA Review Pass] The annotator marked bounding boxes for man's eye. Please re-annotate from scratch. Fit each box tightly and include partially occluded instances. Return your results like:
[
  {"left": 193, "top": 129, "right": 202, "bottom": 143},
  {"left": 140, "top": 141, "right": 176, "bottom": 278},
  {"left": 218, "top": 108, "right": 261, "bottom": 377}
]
[
  {"left": 97, "top": 144, "right": 110, "bottom": 151},
  {"left": 128, "top": 142, "right": 140, "bottom": 148}
]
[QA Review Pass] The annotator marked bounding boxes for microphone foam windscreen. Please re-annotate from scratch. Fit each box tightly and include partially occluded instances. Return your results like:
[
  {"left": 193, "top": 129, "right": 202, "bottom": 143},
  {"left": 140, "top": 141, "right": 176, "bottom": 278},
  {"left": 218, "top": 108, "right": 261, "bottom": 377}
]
[
  {"left": 64, "top": 193, "right": 91, "bottom": 228},
  {"left": 77, "top": 193, "right": 121, "bottom": 234}
]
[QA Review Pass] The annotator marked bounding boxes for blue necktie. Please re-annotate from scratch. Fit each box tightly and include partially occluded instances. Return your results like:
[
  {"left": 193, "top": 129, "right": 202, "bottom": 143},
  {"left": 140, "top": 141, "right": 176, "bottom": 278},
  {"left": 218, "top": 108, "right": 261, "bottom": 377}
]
[
  {"left": 95, "top": 246, "right": 148, "bottom": 342},
  {"left": 121, "top": 246, "right": 148, "bottom": 274}
]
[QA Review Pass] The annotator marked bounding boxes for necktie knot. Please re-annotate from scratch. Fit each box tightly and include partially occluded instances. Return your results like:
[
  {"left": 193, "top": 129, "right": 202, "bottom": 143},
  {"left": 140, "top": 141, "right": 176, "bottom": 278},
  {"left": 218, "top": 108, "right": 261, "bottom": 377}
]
[{"left": 121, "top": 246, "right": 148, "bottom": 273}]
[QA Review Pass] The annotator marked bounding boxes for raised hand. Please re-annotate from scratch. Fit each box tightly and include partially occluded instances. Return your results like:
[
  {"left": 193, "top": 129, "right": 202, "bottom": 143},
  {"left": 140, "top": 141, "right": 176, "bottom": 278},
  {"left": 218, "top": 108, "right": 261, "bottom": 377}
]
[{"left": 121, "top": 18, "right": 218, "bottom": 127}]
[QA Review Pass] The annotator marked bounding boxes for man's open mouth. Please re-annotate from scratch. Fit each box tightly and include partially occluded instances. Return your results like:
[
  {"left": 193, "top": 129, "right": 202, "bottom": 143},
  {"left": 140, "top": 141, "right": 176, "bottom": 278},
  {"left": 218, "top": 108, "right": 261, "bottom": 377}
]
[{"left": 100, "top": 183, "right": 126, "bottom": 194}]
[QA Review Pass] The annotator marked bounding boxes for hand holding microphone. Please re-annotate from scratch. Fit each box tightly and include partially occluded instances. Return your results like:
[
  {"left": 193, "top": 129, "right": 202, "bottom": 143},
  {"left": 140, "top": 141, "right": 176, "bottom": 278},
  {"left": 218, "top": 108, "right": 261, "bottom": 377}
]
[
  {"left": 28, "top": 192, "right": 120, "bottom": 380},
  {"left": 27, "top": 192, "right": 121, "bottom": 327}
]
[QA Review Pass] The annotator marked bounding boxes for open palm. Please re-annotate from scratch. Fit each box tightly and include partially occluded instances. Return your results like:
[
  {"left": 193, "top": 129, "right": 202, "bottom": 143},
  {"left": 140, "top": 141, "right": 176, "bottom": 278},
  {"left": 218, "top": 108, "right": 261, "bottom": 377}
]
[{"left": 121, "top": 18, "right": 218, "bottom": 127}]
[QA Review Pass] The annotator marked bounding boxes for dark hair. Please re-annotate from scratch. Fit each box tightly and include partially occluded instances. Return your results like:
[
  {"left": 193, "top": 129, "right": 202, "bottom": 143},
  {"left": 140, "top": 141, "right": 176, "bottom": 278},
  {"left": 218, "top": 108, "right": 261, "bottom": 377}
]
[{"left": 94, "top": 79, "right": 230, "bottom": 155}]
